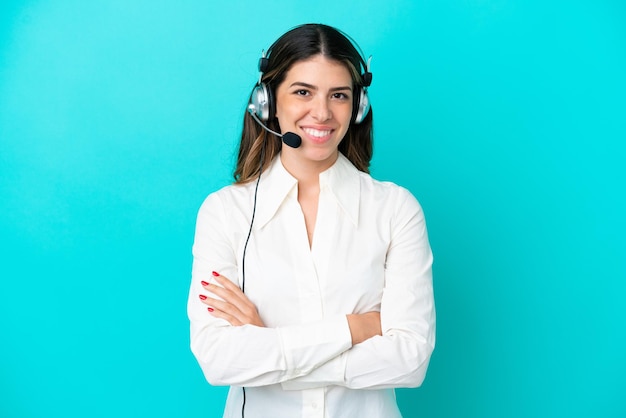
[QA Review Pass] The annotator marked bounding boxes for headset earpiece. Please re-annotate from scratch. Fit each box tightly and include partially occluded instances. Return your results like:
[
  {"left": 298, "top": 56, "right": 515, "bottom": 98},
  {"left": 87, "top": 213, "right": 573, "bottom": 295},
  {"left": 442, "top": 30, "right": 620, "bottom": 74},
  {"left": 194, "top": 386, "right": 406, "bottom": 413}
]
[
  {"left": 353, "top": 87, "right": 370, "bottom": 124},
  {"left": 249, "top": 82, "right": 273, "bottom": 122},
  {"left": 247, "top": 50, "right": 274, "bottom": 122},
  {"left": 352, "top": 57, "right": 373, "bottom": 124}
]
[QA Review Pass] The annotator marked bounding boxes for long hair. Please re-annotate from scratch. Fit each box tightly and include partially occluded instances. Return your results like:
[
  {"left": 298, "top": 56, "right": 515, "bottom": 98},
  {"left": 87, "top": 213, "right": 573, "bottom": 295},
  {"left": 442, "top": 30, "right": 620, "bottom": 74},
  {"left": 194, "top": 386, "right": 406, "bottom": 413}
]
[{"left": 233, "top": 24, "right": 374, "bottom": 184}]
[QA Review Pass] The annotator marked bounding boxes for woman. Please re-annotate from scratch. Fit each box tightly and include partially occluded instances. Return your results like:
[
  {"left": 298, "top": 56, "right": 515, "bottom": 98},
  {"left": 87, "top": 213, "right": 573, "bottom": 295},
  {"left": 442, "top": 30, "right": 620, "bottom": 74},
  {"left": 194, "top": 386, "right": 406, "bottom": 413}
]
[{"left": 188, "top": 24, "right": 435, "bottom": 417}]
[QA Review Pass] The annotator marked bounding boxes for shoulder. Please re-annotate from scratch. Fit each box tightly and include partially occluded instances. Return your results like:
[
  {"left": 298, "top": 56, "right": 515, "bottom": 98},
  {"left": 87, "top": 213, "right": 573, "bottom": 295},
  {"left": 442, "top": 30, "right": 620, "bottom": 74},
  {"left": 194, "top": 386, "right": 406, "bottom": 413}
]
[
  {"left": 336, "top": 154, "right": 422, "bottom": 210},
  {"left": 197, "top": 182, "right": 254, "bottom": 217},
  {"left": 359, "top": 172, "right": 424, "bottom": 214},
  {"left": 358, "top": 175, "right": 429, "bottom": 242}
]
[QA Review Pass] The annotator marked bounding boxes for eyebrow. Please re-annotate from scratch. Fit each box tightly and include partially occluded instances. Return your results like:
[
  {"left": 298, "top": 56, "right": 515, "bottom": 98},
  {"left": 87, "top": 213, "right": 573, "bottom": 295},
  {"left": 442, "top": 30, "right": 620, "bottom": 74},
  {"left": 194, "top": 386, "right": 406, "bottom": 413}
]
[{"left": 289, "top": 82, "right": 353, "bottom": 92}]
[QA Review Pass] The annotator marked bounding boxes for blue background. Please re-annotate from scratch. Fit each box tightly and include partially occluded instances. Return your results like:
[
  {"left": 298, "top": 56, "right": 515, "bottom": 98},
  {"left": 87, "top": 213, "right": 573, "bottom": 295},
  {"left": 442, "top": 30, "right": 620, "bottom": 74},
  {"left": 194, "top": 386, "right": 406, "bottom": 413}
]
[{"left": 1, "top": 1, "right": 624, "bottom": 417}]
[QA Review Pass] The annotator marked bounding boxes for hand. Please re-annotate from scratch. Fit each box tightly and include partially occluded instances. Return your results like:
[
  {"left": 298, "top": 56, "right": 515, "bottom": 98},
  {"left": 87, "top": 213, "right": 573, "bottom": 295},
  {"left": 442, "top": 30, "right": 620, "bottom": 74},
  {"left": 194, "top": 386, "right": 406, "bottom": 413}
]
[
  {"left": 199, "top": 272, "right": 265, "bottom": 327},
  {"left": 346, "top": 312, "right": 382, "bottom": 346}
]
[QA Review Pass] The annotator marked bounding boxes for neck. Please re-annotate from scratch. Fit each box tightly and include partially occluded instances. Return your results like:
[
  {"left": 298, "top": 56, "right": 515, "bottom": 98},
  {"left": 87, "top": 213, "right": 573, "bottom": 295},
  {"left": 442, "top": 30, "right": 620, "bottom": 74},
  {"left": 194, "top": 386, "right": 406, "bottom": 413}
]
[{"left": 279, "top": 151, "right": 339, "bottom": 186}]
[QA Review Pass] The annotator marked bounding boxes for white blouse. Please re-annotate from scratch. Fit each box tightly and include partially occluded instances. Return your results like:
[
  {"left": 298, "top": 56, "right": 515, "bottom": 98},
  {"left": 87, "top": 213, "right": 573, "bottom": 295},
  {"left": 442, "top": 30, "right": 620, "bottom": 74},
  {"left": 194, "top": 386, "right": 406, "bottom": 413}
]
[{"left": 188, "top": 153, "right": 435, "bottom": 418}]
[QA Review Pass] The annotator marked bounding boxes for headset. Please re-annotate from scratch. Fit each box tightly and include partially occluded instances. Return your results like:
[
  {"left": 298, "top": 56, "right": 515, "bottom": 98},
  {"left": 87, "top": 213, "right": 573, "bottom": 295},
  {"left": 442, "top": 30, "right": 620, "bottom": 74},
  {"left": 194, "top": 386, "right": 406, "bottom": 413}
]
[{"left": 248, "top": 44, "right": 373, "bottom": 126}]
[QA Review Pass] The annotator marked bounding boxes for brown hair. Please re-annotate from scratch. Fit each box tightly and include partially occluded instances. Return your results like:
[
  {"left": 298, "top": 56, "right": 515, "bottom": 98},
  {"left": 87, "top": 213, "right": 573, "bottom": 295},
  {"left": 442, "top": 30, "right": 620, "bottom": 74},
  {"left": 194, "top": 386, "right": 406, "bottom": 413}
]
[{"left": 233, "top": 24, "right": 374, "bottom": 184}]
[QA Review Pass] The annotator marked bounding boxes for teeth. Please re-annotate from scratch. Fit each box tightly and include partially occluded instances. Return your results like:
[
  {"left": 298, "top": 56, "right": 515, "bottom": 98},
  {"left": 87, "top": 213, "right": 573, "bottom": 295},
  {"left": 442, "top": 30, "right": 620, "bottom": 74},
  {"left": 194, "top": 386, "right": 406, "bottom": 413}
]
[{"left": 303, "top": 128, "right": 332, "bottom": 138}]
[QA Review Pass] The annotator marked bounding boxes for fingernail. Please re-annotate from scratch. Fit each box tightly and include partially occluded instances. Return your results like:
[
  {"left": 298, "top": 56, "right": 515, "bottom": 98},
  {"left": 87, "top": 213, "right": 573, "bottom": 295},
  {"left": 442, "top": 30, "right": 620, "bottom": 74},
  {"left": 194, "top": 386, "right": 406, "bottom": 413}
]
[
  {"left": 212, "top": 271, "right": 220, "bottom": 277},
  {"left": 201, "top": 281, "right": 209, "bottom": 286},
  {"left": 207, "top": 307, "right": 214, "bottom": 312},
  {"left": 199, "top": 295, "right": 207, "bottom": 300}
]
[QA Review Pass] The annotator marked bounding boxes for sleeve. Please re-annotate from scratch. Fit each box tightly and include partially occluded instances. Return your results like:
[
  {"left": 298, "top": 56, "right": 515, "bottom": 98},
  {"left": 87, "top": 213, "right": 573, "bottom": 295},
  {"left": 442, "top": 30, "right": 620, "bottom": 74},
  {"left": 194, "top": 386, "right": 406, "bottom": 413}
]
[
  {"left": 188, "top": 191, "right": 353, "bottom": 387},
  {"left": 281, "top": 188, "right": 436, "bottom": 390}
]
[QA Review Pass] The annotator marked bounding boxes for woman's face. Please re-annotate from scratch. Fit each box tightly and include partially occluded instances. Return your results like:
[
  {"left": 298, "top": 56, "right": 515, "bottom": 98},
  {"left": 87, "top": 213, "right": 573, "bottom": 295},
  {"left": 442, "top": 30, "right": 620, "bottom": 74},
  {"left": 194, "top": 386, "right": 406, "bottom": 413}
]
[{"left": 275, "top": 54, "right": 353, "bottom": 169}]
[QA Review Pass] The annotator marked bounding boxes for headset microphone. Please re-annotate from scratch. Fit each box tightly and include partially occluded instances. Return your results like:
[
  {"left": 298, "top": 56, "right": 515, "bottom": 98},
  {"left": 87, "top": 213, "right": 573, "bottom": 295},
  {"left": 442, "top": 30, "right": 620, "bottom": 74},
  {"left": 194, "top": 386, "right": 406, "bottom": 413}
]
[
  {"left": 281, "top": 132, "right": 302, "bottom": 148},
  {"left": 247, "top": 105, "right": 302, "bottom": 148}
]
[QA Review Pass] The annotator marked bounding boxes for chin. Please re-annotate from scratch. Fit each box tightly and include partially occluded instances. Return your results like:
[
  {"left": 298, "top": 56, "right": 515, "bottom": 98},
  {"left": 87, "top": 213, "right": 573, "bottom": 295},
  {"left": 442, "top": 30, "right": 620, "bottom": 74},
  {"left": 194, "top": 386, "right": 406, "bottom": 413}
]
[{"left": 303, "top": 148, "right": 340, "bottom": 164}]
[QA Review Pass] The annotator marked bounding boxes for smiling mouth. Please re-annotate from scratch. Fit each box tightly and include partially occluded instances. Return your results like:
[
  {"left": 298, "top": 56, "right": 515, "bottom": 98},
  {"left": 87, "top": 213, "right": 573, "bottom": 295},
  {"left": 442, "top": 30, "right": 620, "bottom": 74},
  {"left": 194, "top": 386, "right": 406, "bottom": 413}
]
[{"left": 302, "top": 127, "right": 333, "bottom": 138}]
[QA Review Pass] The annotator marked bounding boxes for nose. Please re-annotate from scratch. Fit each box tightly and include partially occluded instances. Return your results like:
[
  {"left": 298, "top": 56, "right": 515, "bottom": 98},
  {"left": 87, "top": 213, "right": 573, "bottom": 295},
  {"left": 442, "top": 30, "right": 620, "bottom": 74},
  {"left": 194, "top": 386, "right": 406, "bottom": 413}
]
[{"left": 310, "top": 96, "right": 332, "bottom": 121}]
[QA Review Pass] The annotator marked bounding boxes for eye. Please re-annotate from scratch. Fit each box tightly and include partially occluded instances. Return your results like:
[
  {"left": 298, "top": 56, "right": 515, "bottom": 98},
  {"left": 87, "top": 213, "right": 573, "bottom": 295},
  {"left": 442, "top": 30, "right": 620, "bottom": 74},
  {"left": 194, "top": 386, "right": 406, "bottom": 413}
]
[
  {"left": 332, "top": 92, "right": 351, "bottom": 100},
  {"left": 294, "top": 89, "right": 310, "bottom": 96}
]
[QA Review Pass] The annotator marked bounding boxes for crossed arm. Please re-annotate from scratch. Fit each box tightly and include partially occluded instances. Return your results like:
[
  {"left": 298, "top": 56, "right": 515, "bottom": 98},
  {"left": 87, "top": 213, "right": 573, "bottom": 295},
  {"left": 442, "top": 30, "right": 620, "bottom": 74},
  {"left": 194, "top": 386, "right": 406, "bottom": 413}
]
[{"left": 199, "top": 272, "right": 382, "bottom": 346}]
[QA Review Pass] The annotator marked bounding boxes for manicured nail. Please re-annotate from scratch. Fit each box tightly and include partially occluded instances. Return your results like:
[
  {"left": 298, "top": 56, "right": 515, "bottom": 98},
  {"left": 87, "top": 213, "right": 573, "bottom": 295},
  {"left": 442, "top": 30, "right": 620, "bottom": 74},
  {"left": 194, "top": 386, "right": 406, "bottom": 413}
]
[
  {"left": 199, "top": 295, "right": 207, "bottom": 300},
  {"left": 207, "top": 307, "right": 214, "bottom": 312},
  {"left": 212, "top": 271, "right": 220, "bottom": 277},
  {"left": 201, "top": 281, "right": 209, "bottom": 287}
]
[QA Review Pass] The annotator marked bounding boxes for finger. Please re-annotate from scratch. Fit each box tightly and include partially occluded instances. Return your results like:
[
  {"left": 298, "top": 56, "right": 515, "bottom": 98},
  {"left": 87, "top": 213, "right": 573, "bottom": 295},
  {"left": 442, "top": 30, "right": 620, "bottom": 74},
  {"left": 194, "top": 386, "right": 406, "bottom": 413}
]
[
  {"left": 200, "top": 272, "right": 233, "bottom": 291},
  {"left": 206, "top": 306, "right": 243, "bottom": 326},
  {"left": 200, "top": 275, "right": 234, "bottom": 303},
  {"left": 203, "top": 289, "right": 261, "bottom": 326},
  {"left": 200, "top": 280, "right": 220, "bottom": 295},
  {"left": 201, "top": 284, "right": 251, "bottom": 320},
  {"left": 201, "top": 274, "right": 239, "bottom": 300},
  {"left": 201, "top": 282, "right": 228, "bottom": 301},
  {"left": 212, "top": 273, "right": 244, "bottom": 294},
  {"left": 200, "top": 295, "right": 255, "bottom": 326},
  {"left": 200, "top": 295, "right": 238, "bottom": 314},
  {"left": 213, "top": 273, "right": 253, "bottom": 306}
]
